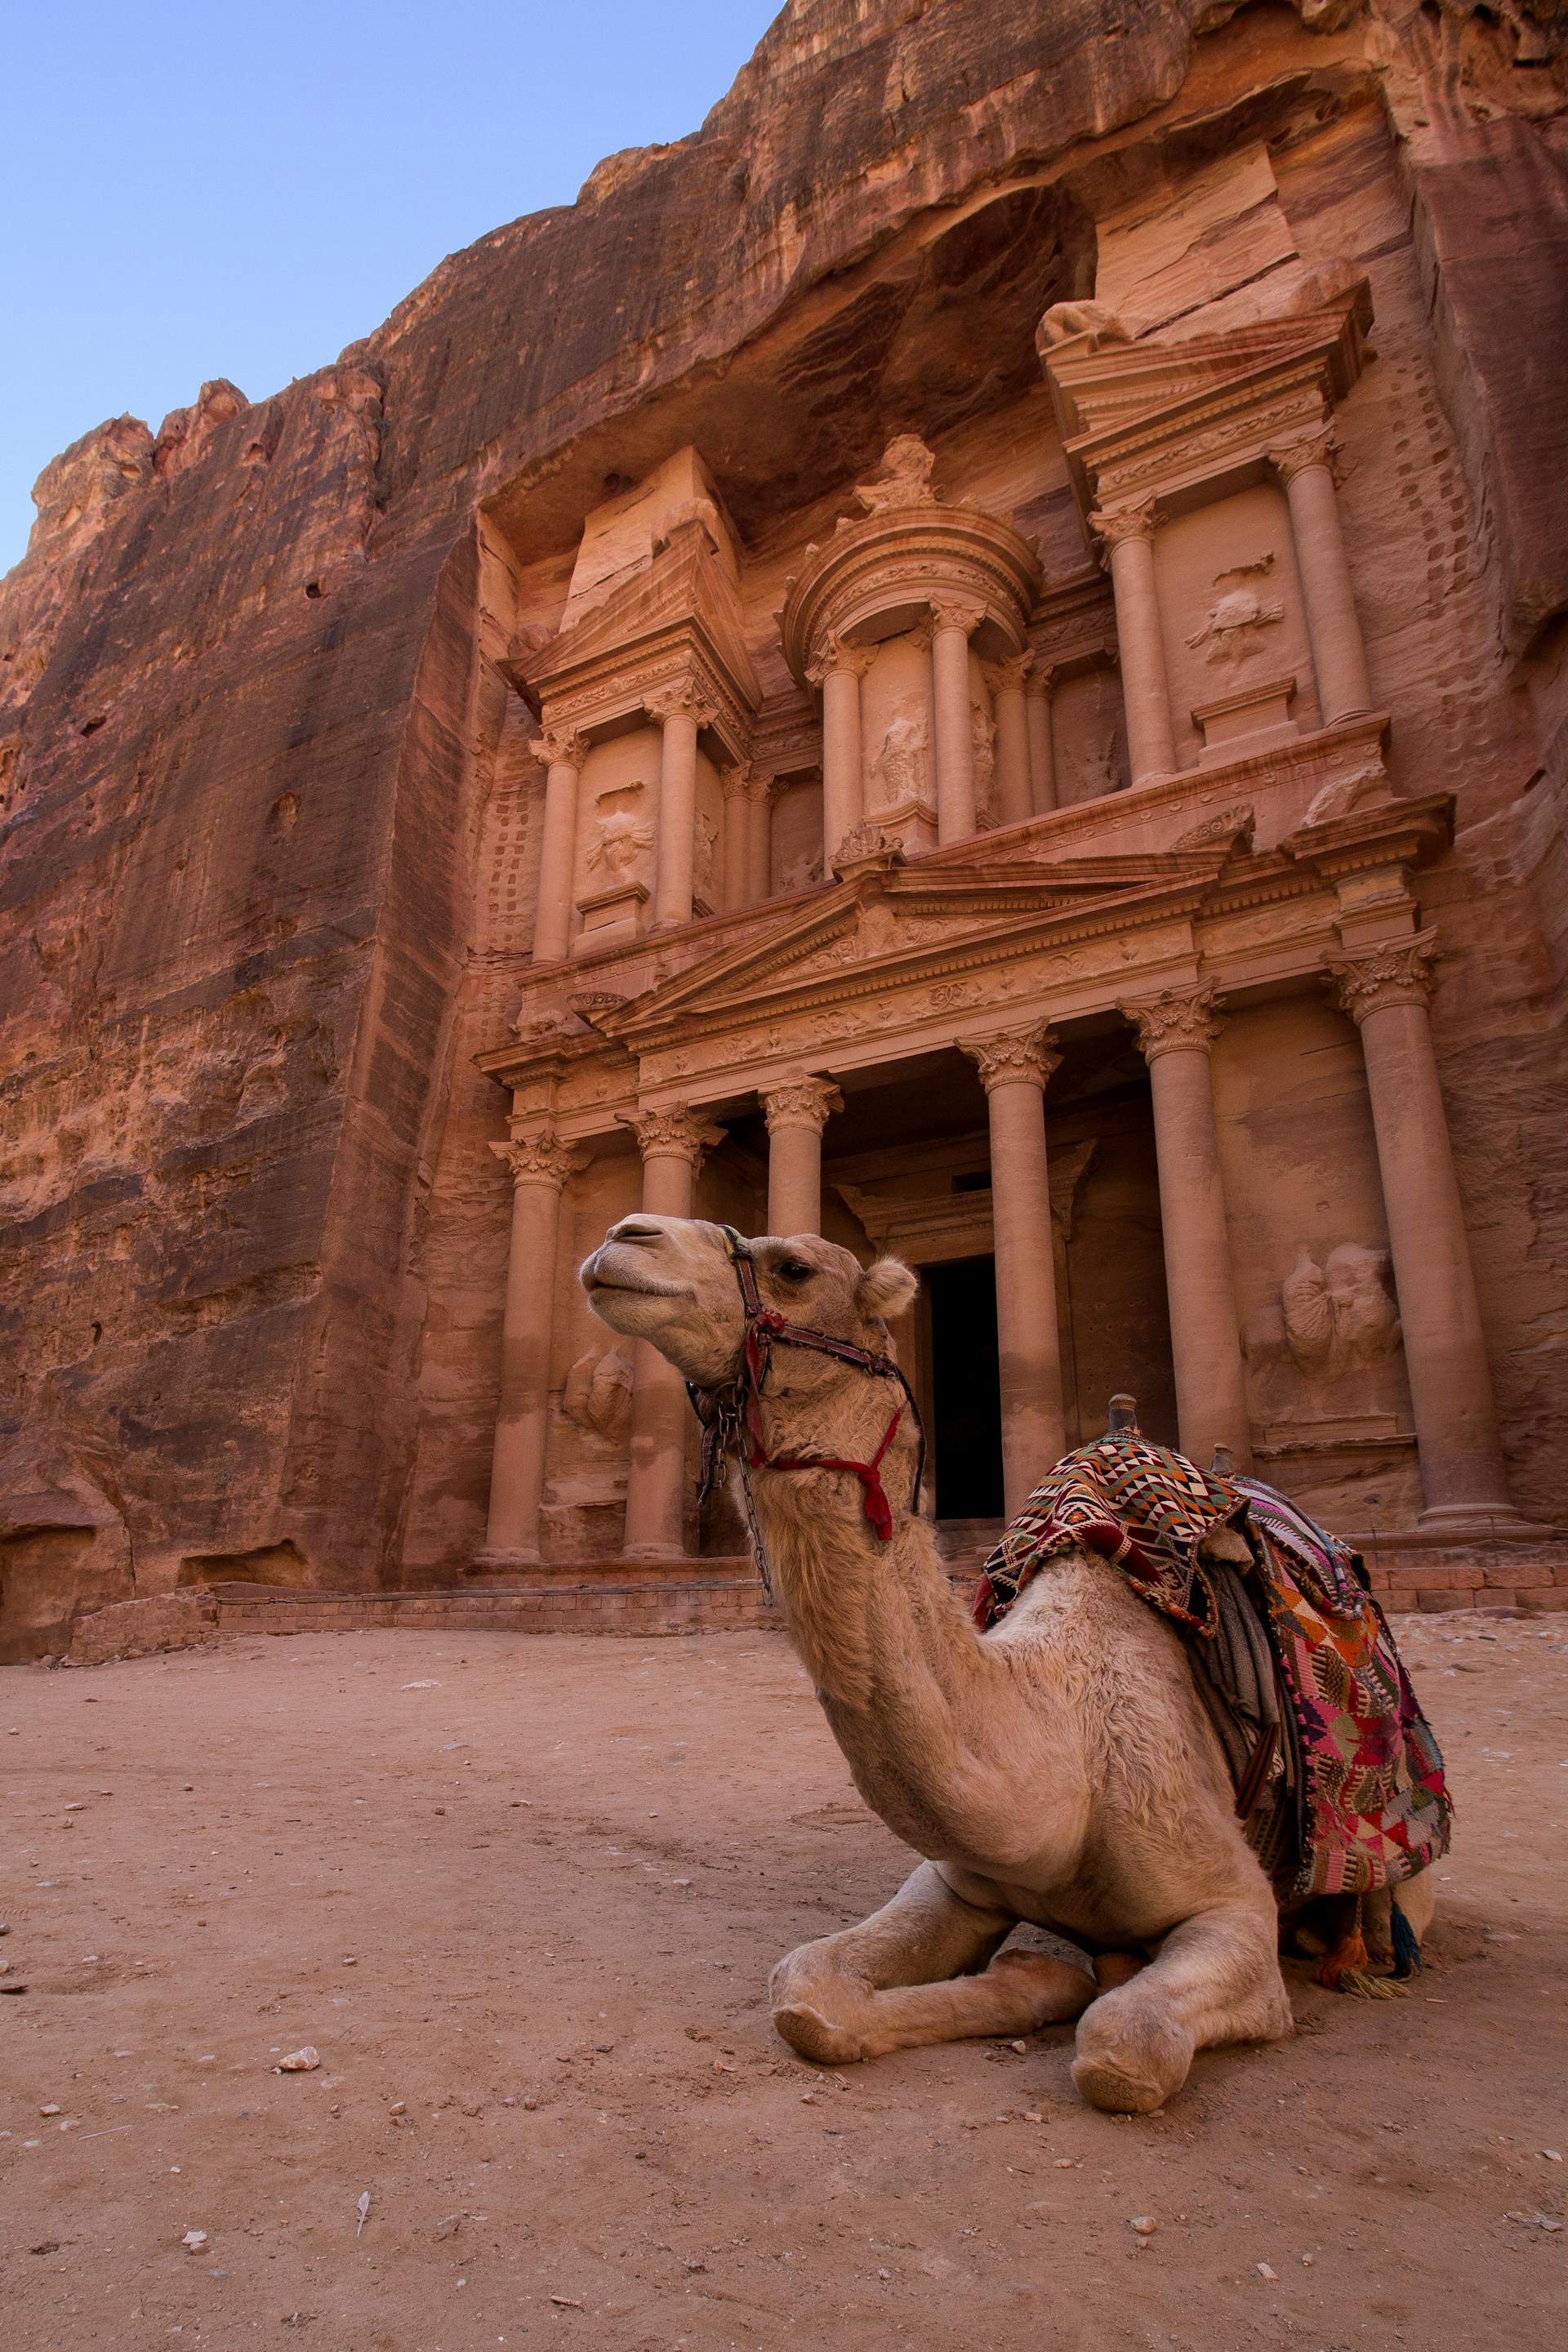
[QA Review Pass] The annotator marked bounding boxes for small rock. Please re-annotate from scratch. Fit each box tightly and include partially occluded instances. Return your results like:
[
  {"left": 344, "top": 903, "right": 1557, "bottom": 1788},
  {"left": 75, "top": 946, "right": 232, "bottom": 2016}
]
[
  {"left": 1543, "top": 2150, "right": 1563, "bottom": 2163},
  {"left": 400, "top": 1681, "right": 441, "bottom": 1690},
  {"left": 1010, "top": 2040, "right": 1027, "bottom": 2054},
  {"left": 274, "top": 2047, "right": 320, "bottom": 2073},
  {"left": 181, "top": 2231, "right": 208, "bottom": 2254},
  {"left": 1024, "top": 2109, "right": 1044, "bottom": 2123},
  {"left": 39, "top": 2104, "right": 60, "bottom": 2117},
  {"left": 1256, "top": 2261, "right": 1278, "bottom": 2280},
  {"left": 389, "top": 2102, "right": 406, "bottom": 2117},
  {"left": 1301, "top": 2254, "right": 1316, "bottom": 2267},
  {"left": 1129, "top": 2216, "right": 1156, "bottom": 2236},
  {"left": 522, "top": 2098, "right": 538, "bottom": 2111},
  {"left": 433, "top": 2214, "right": 463, "bottom": 2241}
]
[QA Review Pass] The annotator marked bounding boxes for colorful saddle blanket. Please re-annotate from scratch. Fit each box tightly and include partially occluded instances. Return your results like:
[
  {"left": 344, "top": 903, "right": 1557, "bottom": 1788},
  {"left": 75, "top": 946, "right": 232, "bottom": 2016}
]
[{"left": 973, "top": 1431, "right": 1452, "bottom": 1902}]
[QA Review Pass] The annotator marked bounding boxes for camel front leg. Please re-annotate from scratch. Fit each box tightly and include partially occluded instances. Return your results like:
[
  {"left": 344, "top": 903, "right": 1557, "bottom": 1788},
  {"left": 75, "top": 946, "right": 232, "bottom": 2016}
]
[
  {"left": 1071, "top": 1900, "right": 1293, "bottom": 2114},
  {"left": 770, "top": 1861, "right": 1097, "bottom": 2065}
]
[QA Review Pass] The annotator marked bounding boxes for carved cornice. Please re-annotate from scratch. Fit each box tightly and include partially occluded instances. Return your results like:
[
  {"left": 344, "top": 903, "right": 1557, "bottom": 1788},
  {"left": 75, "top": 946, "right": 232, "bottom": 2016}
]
[
  {"left": 1327, "top": 929, "right": 1440, "bottom": 1025},
  {"left": 779, "top": 503, "right": 1041, "bottom": 689},
  {"left": 960, "top": 1026, "right": 1062, "bottom": 1094},
  {"left": 1119, "top": 982, "right": 1226, "bottom": 1060},
  {"left": 761, "top": 1076, "right": 844, "bottom": 1135},
  {"left": 490, "top": 1133, "right": 588, "bottom": 1190},
  {"left": 617, "top": 1103, "right": 728, "bottom": 1166}
]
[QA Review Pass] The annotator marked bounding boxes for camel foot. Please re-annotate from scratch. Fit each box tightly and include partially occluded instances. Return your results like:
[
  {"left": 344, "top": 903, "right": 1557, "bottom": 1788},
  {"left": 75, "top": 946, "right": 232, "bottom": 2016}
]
[
  {"left": 1071, "top": 2002, "right": 1196, "bottom": 2115},
  {"left": 771, "top": 2002, "right": 864, "bottom": 2066}
]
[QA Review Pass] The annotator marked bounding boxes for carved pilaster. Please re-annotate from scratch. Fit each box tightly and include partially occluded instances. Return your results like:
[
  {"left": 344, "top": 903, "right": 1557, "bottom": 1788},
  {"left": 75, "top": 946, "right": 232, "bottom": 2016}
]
[
  {"left": 1327, "top": 930, "right": 1440, "bottom": 1025},
  {"left": 490, "top": 1133, "right": 587, "bottom": 1190},
  {"left": 960, "top": 1027, "right": 1062, "bottom": 1094},
  {"left": 617, "top": 1103, "right": 727, "bottom": 1169},
  {"left": 1120, "top": 983, "right": 1226, "bottom": 1061},
  {"left": 761, "top": 1076, "right": 844, "bottom": 1136}
]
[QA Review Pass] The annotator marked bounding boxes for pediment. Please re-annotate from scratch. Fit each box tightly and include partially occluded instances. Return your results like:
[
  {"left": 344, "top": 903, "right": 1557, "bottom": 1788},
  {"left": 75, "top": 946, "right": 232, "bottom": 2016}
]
[
  {"left": 600, "top": 833, "right": 1236, "bottom": 1047},
  {"left": 512, "top": 515, "right": 760, "bottom": 709}
]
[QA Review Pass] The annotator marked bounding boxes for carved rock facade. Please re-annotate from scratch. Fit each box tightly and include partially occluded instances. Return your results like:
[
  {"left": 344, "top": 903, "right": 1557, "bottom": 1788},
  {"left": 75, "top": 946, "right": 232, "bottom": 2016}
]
[{"left": 2, "top": 1, "right": 1566, "bottom": 1636}]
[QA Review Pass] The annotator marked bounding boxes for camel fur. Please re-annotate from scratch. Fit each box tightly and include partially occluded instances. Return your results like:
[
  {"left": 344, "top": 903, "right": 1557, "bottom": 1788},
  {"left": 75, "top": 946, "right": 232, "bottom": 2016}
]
[{"left": 580, "top": 1214, "right": 1425, "bottom": 2113}]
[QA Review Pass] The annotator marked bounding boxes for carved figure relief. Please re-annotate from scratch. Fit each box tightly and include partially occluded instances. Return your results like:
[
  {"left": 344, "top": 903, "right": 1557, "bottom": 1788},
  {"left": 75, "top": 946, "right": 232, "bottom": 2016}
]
[
  {"left": 1071, "top": 730, "right": 1126, "bottom": 800},
  {"left": 1185, "top": 585, "right": 1285, "bottom": 664},
  {"left": 586, "top": 788, "right": 653, "bottom": 881},
  {"left": 854, "top": 434, "right": 938, "bottom": 514},
  {"left": 564, "top": 1343, "right": 635, "bottom": 1444},
  {"left": 971, "top": 700, "right": 997, "bottom": 826},
  {"left": 869, "top": 710, "right": 929, "bottom": 808},
  {"left": 1281, "top": 1245, "right": 1401, "bottom": 1380},
  {"left": 693, "top": 808, "right": 719, "bottom": 902}
]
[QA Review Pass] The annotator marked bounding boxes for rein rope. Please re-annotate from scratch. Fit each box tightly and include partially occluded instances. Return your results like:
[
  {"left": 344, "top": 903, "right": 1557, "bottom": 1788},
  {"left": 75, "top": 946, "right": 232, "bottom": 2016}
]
[{"left": 684, "top": 1227, "right": 926, "bottom": 1597}]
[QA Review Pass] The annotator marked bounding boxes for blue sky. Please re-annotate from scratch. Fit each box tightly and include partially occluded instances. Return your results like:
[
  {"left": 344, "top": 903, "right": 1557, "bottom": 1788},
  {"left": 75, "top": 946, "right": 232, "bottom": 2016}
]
[{"left": 1, "top": 1, "right": 782, "bottom": 575}]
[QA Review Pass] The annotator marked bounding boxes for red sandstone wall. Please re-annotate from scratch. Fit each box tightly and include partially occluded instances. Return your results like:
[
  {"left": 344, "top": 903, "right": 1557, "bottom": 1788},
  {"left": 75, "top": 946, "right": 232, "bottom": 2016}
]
[{"left": 2, "top": 1, "right": 1566, "bottom": 1616}]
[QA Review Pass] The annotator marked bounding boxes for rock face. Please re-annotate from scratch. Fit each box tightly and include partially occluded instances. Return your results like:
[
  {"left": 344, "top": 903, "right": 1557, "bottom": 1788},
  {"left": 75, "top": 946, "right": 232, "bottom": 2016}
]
[{"left": 2, "top": 0, "right": 1566, "bottom": 1647}]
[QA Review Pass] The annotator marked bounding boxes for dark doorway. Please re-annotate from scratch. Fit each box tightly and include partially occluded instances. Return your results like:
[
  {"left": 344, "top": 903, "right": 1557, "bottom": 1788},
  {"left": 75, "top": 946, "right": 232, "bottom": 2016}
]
[{"left": 926, "top": 1255, "right": 1004, "bottom": 1519}]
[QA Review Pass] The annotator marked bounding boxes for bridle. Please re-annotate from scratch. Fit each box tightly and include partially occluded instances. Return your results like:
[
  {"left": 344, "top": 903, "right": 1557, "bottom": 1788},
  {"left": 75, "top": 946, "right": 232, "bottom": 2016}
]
[{"left": 684, "top": 1226, "right": 927, "bottom": 1597}]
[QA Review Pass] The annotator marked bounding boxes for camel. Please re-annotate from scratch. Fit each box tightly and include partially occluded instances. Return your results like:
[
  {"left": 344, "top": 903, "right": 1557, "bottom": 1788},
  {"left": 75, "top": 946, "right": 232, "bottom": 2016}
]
[{"left": 580, "top": 1215, "right": 1434, "bottom": 2113}]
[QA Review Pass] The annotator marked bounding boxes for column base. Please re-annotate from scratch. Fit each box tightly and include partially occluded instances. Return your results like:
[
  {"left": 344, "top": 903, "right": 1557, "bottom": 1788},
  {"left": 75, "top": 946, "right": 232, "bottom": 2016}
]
[
  {"left": 467, "top": 1545, "right": 542, "bottom": 1574},
  {"left": 620, "top": 1542, "right": 691, "bottom": 1565},
  {"left": 1414, "top": 1503, "right": 1555, "bottom": 1541}
]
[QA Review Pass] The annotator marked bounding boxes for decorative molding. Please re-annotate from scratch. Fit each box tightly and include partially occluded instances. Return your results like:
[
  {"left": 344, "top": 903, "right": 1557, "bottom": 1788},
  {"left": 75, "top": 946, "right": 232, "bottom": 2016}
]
[
  {"left": 617, "top": 1103, "right": 728, "bottom": 1165},
  {"left": 761, "top": 1076, "right": 844, "bottom": 1135},
  {"left": 780, "top": 506, "right": 1040, "bottom": 688},
  {"left": 490, "top": 1133, "right": 588, "bottom": 1190},
  {"left": 1326, "top": 929, "right": 1440, "bottom": 1024},
  {"left": 1119, "top": 982, "right": 1226, "bottom": 1059},
  {"left": 960, "top": 1026, "right": 1062, "bottom": 1094}
]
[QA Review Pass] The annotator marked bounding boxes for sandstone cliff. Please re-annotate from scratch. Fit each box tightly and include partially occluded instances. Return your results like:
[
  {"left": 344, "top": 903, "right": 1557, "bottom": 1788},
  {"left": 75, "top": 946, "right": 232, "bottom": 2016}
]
[{"left": 2, "top": 0, "right": 1565, "bottom": 1647}]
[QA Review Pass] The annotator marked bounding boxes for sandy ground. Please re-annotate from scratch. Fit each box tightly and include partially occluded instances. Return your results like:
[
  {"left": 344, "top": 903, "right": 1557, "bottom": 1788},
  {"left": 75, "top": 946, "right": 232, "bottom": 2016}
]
[{"left": 1, "top": 1613, "right": 1565, "bottom": 2352}]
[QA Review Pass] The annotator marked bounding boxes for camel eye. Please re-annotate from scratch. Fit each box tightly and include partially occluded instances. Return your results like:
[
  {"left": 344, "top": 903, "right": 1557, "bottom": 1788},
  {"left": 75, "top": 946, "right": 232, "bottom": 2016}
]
[{"left": 777, "top": 1258, "right": 813, "bottom": 1282}]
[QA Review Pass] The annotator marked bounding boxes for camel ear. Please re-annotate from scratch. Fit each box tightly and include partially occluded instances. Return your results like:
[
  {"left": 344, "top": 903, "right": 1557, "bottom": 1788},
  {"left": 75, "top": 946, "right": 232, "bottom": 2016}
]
[{"left": 858, "top": 1256, "right": 918, "bottom": 1322}]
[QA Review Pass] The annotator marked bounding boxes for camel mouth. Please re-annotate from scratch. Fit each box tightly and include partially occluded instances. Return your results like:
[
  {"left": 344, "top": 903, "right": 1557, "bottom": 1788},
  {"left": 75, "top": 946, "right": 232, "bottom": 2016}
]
[{"left": 580, "top": 1244, "right": 689, "bottom": 1300}]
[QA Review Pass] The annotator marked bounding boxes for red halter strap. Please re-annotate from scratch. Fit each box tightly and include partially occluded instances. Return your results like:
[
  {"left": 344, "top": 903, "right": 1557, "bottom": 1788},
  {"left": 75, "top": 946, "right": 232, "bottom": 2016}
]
[{"left": 685, "top": 1231, "right": 924, "bottom": 1551}]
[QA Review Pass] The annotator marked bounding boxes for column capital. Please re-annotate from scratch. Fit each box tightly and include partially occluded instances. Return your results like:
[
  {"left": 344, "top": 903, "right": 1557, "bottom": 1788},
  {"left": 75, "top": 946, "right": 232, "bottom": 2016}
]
[
  {"left": 530, "top": 728, "right": 589, "bottom": 771},
  {"left": 929, "top": 595, "right": 987, "bottom": 638},
  {"left": 490, "top": 1132, "right": 587, "bottom": 1190},
  {"left": 960, "top": 1026, "right": 1062, "bottom": 1094},
  {"left": 1327, "top": 929, "right": 1440, "bottom": 1025},
  {"left": 1120, "top": 982, "right": 1226, "bottom": 1060},
  {"left": 719, "top": 762, "right": 754, "bottom": 801},
  {"left": 761, "top": 1076, "right": 844, "bottom": 1136},
  {"left": 645, "top": 681, "right": 717, "bottom": 729},
  {"left": 806, "top": 633, "right": 876, "bottom": 689},
  {"left": 982, "top": 653, "right": 1034, "bottom": 697},
  {"left": 1091, "top": 498, "right": 1160, "bottom": 551},
  {"left": 744, "top": 772, "right": 777, "bottom": 807},
  {"left": 617, "top": 1102, "right": 727, "bottom": 1167},
  {"left": 1267, "top": 425, "right": 1342, "bottom": 487}
]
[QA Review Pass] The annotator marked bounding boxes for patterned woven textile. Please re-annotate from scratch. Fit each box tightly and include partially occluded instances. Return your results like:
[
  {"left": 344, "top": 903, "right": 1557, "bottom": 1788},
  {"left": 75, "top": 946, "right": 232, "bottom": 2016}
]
[{"left": 974, "top": 1433, "right": 1451, "bottom": 1900}]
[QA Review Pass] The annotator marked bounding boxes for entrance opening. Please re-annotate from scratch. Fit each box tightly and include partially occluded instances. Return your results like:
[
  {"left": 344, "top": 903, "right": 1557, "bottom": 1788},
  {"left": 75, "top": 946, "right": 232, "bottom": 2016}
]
[{"left": 926, "top": 1254, "right": 1004, "bottom": 1520}]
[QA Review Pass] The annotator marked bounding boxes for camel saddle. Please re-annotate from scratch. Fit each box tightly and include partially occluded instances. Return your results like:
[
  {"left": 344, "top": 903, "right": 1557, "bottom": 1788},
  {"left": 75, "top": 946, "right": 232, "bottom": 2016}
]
[{"left": 973, "top": 1429, "right": 1452, "bottom": 1904}]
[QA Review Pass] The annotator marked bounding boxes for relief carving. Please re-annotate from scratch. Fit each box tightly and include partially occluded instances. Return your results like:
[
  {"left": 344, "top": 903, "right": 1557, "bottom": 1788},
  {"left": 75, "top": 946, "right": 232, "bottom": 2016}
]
[
  {"left": 1184, "top": 586, "right": 1285, "bottom": 665},
  {"left": 971, "top": 701, "right": 997, "bottom": 826},
  {"left": 869, "top": 710, "right": 929, "bottom": 809},
  {"left": 564, "top": 1343, "right": 635, "bottom": 1445},
  {"left": 854, "top": 434, "right": 939, "bottom": 514},
  {"left": 1069, "top": 730, "right": 1126, "bottom": 800},
  {"left": 693, "top": 808, "right": 719, "bottom": 903},
  {"left": 1301, "top": 762, "right": 1387, "bottom": 827},
  {"left": 1281, "top": 1245, "right": 1401, "bottom": 1379},
  {"left": 586, "top": 787, "right": 654, "bottom": 882}
]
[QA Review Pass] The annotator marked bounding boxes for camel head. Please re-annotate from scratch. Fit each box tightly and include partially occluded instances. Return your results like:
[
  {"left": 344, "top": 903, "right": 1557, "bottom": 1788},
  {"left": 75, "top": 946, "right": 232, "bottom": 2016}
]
[{"left": 580, "top": 1216, "right": 917, "bottom": 1392}]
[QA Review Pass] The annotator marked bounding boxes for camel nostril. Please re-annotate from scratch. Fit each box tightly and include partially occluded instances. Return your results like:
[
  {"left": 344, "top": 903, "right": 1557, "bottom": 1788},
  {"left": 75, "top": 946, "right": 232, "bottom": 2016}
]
[{"left": 611, "top": 1218, "right": 662, "bottom": 1245}]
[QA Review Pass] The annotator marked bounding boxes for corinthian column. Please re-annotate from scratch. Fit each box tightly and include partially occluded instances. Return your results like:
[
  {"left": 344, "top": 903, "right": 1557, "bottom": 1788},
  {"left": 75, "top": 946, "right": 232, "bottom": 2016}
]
[
  {"left": 745, "top": 774, "right": 774, "bottom": 903},
  {"left": 721, "top": 767, "right": 752, "bottom": 911},
  {"left": 1269, "top": 427, "right": 1373, "bottom": 725},
  {"left": 648, "top": 684, "right": 715, "bottom": 929},
  {"left": 617, "top": 1104, "right": 725, "bottom": 1558},
  {"left": 1093, "top": 501, "right": 1176, "bottom": 786},
  {"left": 1328, "top": 933, "right": 1517, "bottom": 1529},
  {"left": 1120, "top": 985, "right": 1252, "bottom": 1472},
  {"left": 529, "top": 730, "right": 587, "bottom": 965},
  {"left": 987, "top": 655, "right": 1034, "bottom": 826},
  {"left": 808, "top": 637, "right": 874, "bottom": 871},
  {"left": 961, "top": 1027, "right": 1067, "bottom": 1514},
  {"left": 479, "top": 1131, "right": 588, "bottom": 1565},
  {"left": 1025, "top": 667, "right": 1057, "bottom": 813},
  {"left": 762, "top": 1076, "right": 844, "bottom": 1236},
  {"left": 930, "top": 597, "right": 986, "bottom": 844}
]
